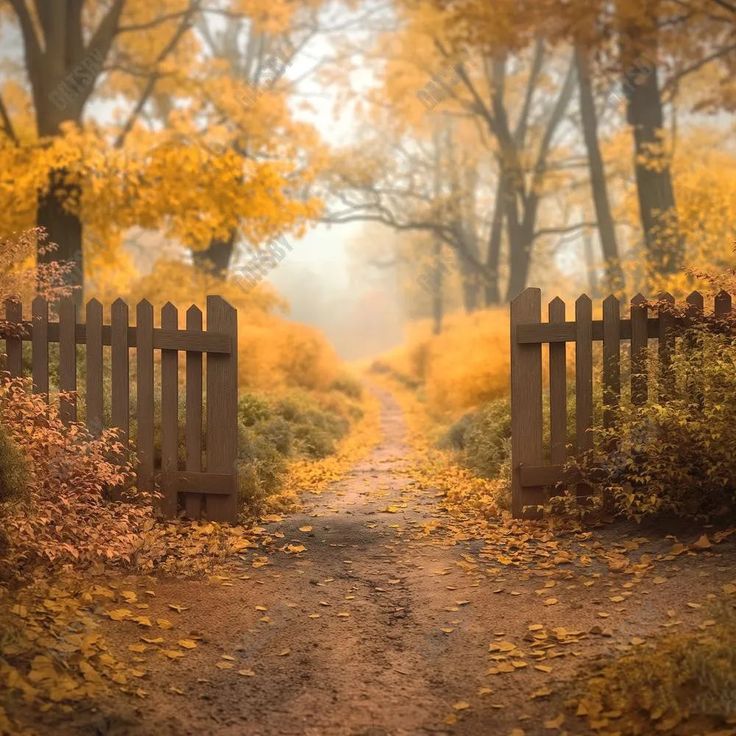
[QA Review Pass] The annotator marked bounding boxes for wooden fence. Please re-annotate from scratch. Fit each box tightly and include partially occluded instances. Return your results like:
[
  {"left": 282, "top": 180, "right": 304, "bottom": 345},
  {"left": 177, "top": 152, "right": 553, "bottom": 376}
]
[
  {"left": 509, "top": 287, "right": 731, "bottom": 518},
  {"left": 0, "top": 295, "right": 239, "bottom": 522}
]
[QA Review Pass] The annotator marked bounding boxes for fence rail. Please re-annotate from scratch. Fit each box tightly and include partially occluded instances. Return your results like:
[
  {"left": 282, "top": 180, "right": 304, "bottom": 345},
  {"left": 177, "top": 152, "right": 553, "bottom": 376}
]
[
  {"left": 1, "top": 295, "right": 239, "bottom": 522},
  {"left": 509, "top": 287, "right": 730, "bottom": 518}
]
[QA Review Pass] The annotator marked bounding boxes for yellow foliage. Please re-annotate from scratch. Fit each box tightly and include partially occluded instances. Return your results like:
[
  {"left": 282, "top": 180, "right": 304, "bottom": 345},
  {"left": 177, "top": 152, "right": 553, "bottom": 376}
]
[
  {"left": 123, "top": 259, "right": 341, "bottom": 393},
  {"left": 379, "top": 308, "right": 509, "bottom": 418}
]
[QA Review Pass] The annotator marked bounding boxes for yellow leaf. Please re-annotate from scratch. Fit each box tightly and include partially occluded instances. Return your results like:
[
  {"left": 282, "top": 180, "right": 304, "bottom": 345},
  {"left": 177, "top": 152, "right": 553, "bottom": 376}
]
[
  {"left": 178, "top": 640, "right": 197, "bottom": 650},
  {"left": 107, "top": 608, "right": 132, "bottom": 621}
]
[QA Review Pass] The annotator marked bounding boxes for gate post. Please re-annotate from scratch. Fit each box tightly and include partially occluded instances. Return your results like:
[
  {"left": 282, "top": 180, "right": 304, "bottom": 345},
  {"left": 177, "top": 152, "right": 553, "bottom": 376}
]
[
  {"left": 206, "top": 296, "right": 239, "bottom": 522},
  {"left": 510, "top": 288, "right": 543, "bottom": 518}
]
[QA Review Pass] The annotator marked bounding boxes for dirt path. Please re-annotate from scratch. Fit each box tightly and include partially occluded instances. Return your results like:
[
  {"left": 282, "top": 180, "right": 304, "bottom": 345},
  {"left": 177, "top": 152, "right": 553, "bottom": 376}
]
[{"left": 46, "top": 387, "right": 736, "bottom": 736}]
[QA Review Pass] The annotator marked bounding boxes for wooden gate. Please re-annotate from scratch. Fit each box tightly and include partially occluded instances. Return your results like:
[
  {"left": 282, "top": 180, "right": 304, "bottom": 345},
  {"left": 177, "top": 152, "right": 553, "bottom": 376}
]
[
  {"left": 509, "top": 286, "right": 730, "bottom": 518},
  {"left": 1, "top": 295, "right": 239, "bottom": 522}
]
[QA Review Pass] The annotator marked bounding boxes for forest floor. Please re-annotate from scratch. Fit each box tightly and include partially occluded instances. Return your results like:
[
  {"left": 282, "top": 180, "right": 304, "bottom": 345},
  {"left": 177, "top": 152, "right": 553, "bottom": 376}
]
[{"left": 8, "top": 386, "right": 736, "bottom": 736}]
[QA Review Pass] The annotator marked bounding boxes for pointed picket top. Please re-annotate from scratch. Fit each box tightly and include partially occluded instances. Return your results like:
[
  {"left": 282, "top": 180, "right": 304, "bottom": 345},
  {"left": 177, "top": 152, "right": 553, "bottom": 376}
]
[
  {"left": 511, "top": 287, "right": 541, "bottom": 308},
  {"left": 656, "top": 291, "right": 674, "bottom": 303},
  {"left": 86, "top": 298, "right": 103, "bottom": 317},
  {"left": 603, "top": 293, "right": 620, "bottom": 311},
  {"left": 631, "top": 292, "right": 647, "bottom": 306},
  {"left": 111, "top": 299, "right": 128, "bottom": 327},
  {"left": 136, "top": 298, "right": 153, "bottom": 316},
  {"left": 161, "top": 302, "right": 179, "bottom": 322},
  {"left": 4, "top": 296, "right": 20, "bottom": 314},
  {"left": 685, "top": 290, "right": 704, "bottom": 323},
  {"left": 186, "top": 304, "right": 203, "bottom": 320},
  {"left": 714, "top": 290, "right": 732, "bottom": 317},
  {"left": 548, "top": 296, "right": 565, "bottom": 321},
  {"left": 575, "top": 293, "right": 592, "bottom": 305},
  {"left": 31, "top": 295, "right": 47, "bottom": 320}
]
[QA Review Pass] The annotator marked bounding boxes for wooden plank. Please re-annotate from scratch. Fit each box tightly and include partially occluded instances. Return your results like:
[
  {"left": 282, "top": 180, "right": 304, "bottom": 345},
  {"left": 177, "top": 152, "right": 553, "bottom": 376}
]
[
  {"left": 714, "top": 290, "right": 732, "bottom": 318},
  {"left": 548, "top": 298, "right": 567, "bottom": 466},
  {"left": 160, "top": 303, "right": 179, "bottom": 518},
  {"left": 0, "top": 323, "right": 231, "bottom": 354},
  {"left": 630, "top": 294, "right": 648, "bottom": 406},
  {"left": 657, "top": 292, "right": 675, "bottom": 402},
  {"left": 602, "top": 294, "right": 621, "bottom": 430},
  {"left": 184, "top": 305, "right": 204, "bottom": 519},
  {"left": 575, "top": 295, "right": 593, "bottom": 453},
  {"left": 517, "top": 318, "right": 669, "bottom": 344},
  {"left": 4, "top": 300, "right": 22, "bottom": 377},
  {"left": 685, "top": 291, "right": 704, "bottom": 404},
  {"left": 575, "top": 295, "right": 593, "bottom": 503},
  {"left": 519, "top": 464, "right": 581, "bottom": 488},
  {"left": 31, "top": 297, "right": 49, "bottom": 396},
  {"left": 155, "top": 329, "right": 230, "bottom": 354},
  {"left": 111, "top": 299, "right": 130, "bottom": 443},
  {"left": 136, "top": 300, "right": 155, "bottom": 493},
  {"left": 157, "top": 471, "right": 236, "bottom": 496},
  {"left": 59, "top": 297, "right": 77, "bottom": 423},
  {"left": 686, "top": 290, "right": 704, "bottom": 326},
  {"left": 206, "top": 296, "right": 239, "bottom": 522},
  {"left": 510, "top": 288, "right": 544, "bottom": 517},
  {"left": 85, "top": 299, "right": 104, "bottom": 436}
]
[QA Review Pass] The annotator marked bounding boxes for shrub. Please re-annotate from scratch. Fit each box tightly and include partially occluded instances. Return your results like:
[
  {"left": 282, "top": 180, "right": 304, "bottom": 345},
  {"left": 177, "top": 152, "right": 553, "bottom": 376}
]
[
  {"left": 442, "top": 397, "right": 511, "bottom": 480},
  {"left": 575, "top": 601, "right": 736, "bottom": 733},
  {"left": 329, "top": 372, "right": 363, "bottom": 400},
  {"left": 235, "top": 388, "right": 361, "bottom": 509},
  {"left": 0, "top": 378, "right": 145, "bottom": 572},
  {"left": 0, "top": 422, "right": 28, "bottom": 506},
  {"left": 577, "top": 325, "right": 736, "bottom": 521}
]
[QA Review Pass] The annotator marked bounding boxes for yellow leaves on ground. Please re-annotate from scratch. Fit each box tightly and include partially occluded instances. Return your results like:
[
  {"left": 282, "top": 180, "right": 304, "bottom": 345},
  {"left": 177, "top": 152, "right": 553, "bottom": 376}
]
[{"left": 276, "top": 390, "right": 382, "bottom": 506}]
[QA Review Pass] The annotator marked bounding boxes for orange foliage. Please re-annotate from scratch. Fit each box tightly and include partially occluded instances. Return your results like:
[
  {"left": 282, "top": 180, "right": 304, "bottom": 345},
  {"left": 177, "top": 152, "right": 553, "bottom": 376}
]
[
  {"left": 380, "top": 308, "right": 509, "bottom": 418},
  {"left": 0, "top": 378, "right": 148, "bottom": 573}
]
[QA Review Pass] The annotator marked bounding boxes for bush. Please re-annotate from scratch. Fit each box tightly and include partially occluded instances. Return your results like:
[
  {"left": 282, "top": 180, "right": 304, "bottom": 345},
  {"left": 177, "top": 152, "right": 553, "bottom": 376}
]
[
  {"left": 0, "top": 422, "right": 28, "bottom": 506},
  {"left": 329, "top": 372, "right": 363, "bottom": 400},
  {"left": 575, "top": 600, "right": 736, "bottom": 733},
  {"left": 442, "top": 397, "right": 511, "bottom": 480},
  {"left": 0, "top": 378, "right": 144, "bottom": 572},
  {"left": 578, "top": 325, "right": 736, "bottom": 521},
  {"left": 235, "top": 388, "right": 361, "bottom": 510}
]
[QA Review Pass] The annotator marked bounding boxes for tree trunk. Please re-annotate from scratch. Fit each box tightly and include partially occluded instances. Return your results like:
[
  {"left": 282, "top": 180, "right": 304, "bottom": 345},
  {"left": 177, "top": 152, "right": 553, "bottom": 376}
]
[
  {"left": 484, "top": 175, "right": 505, "bottom": 306},
  {"left": 432, "top": 238, "right": 443, "bottom": 335},
  {"left": 583, "top": 230, "right": 599, "bottom": 297},
  {"left": 191, "top": 231, "right": 237, "bottom": 277},
  {"left": 575, "top": 45, "right": 625, "bottom": 293},
  {"left": 37, "top": 170, "right": 84, "bottom": 303},
  {"left": 620, "top": 31, "right": 682, "bottom": 277}
]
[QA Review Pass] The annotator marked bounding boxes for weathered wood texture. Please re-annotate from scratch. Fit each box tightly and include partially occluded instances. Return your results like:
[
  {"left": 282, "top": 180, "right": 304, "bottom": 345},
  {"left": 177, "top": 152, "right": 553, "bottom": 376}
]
[
  {"left": 510, "top": 288, "right": 719, "bottom": 517},
  {"left": 0, "top": 296, "right": 239, "bottom": 522}
]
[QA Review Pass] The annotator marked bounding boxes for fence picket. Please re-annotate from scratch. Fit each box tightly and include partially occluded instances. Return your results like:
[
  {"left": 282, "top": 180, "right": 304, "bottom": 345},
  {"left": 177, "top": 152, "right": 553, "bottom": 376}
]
[
  {"left": 111, "top": 298, "right": 130, "bottom": 442},
  {"left": 714, "top": 290, "right": 732, "bottom": 318},
  {"left": 602, "top": 295, "right": 620, "bottom": 430},
  {"left": 509, "top": 288, "right": 736, "bottom": 518},
  {"left": 630, "top": 294, "right": 648, "bottom": 406},
  {"left": 548, "top": 298, "right": 567, "bottom": 467},
  {"left": 206, "top": 296, "right": 238, "bottom": 522},
  {"left": 4, "top": 299, "right": 22, "bottom": 377},
  {"left": 59, "top": 297, "right": 77, "bottom": 423},
  {"left": 510, "top": 288, "right": 543, "bottom": 517},
  {"left": 136, "top": 300, "right": 154, "bottom": 492},
  {"left": 0, "top": 294, "right": 240, "bottom": 522},
  {"left": 160, "top": 303, "right": 179, "bottom": 518},
  {"left": 86, "top": 299, "right": 104, "bottom": 436},
  {"left": 31, "top": 296, "right": 49, "bottom": 396},
  {"left": 657, "top": 292, "right": 675, "bottom": 401},
  {"left": 185, "top": 305, "right": 204, "bottom": 519}
]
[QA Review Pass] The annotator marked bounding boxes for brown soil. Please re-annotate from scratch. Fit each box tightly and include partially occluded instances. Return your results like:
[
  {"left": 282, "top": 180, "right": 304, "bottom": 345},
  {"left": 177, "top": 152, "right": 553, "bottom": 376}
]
[{"left": 26, "top": 387, "right": 736, "bottom": 736}]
